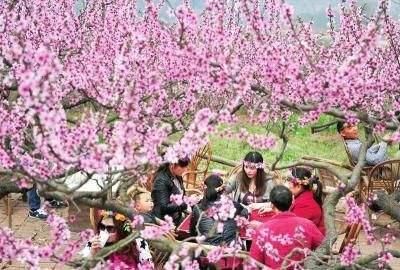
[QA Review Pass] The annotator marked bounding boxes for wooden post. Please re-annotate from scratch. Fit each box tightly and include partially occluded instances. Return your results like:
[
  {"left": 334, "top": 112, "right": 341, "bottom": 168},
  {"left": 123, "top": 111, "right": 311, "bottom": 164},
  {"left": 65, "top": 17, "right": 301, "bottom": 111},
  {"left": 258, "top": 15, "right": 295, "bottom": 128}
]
[{"left": 7, "top": 194, "right": 12, "bottom": 228}]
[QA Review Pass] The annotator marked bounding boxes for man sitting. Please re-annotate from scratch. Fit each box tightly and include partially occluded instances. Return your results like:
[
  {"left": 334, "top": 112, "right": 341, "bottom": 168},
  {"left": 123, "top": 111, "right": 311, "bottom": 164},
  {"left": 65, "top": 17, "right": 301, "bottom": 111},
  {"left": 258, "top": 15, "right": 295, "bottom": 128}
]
[
  {"left": 250, "top": 185, "right": 323, "bottom": 269},
  {"left": 337, "top": 121, "right": 391, "bottom": 166}
]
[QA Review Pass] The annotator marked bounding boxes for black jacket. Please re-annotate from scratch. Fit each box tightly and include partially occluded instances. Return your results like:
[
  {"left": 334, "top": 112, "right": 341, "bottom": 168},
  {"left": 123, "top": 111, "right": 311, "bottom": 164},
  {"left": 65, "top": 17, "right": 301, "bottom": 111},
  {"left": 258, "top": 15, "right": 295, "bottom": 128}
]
[
  {"left": 190, "top": 202, "right": 239, "bottom": 246},
  {"left": 151, "top": 169, "right": 187, "bottom": 226},
  {"left": 128, "top": 212, "right": 157, "bottom": 225}
]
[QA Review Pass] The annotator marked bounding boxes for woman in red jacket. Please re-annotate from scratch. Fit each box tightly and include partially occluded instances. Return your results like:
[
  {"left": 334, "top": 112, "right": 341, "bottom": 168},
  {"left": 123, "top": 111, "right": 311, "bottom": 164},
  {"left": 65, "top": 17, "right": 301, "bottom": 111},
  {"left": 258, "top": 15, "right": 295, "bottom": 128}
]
[{"left": 288, "top": 167, "right": 325, "bottom": 235}]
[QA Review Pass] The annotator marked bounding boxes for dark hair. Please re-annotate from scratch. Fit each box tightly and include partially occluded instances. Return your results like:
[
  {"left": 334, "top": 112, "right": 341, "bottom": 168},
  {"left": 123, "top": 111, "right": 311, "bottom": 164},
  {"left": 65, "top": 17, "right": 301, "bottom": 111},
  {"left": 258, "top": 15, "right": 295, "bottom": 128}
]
[
  {"left": 156, "top": 157, "right": 190, "bottom": 173},
  {"left": 291, "top": 167, "right": 323, "bottom": 207},
  {"left": 238, "top": 151, "right": 268, "bottom": 196},
  {"left": 336, "top": 121, "right": 345, "bottom": 133},
  {"left": 201, "top": 174, "right": 224, "bottom": 210},
  {"left": 95, "top": 214, "right": 138, "bottom": 259},
  {"left": 270, "top": 185, "right": 293, "bottom": 211}
]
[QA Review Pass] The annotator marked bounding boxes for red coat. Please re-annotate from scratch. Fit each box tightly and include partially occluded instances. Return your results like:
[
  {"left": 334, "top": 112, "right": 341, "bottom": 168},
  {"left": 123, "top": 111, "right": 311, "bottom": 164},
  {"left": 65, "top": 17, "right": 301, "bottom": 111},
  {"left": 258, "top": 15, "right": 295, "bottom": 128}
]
[
  {"left": 250, "top": 212, "right": 323, "bottom": 269},
  {"left": 291, "top": 190, "right": 325, "bottom": 235}
]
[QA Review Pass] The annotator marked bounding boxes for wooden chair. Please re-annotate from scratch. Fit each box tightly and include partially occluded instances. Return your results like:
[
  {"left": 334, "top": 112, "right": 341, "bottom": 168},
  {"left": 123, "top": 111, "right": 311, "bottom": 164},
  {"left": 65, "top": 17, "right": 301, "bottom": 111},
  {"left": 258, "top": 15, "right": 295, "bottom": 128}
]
[
  {"left": 321, "top": 223, "right": 362, "bottom": 263},
  {"left": 366, "top": 159, "right": 400, "bottom": 197},
  {"left": 224, "top": 163, "right": 242, "bottom": 182},
  {"left": 89, "top": 208, "right": 102, "bottom": 230},
  {"left": 338, "top": 223, "right": 362, "bottom": 253},
  {"left": 144, "top": 223, "right": 177, "bottom": 270},
  {"left": 182, "top": 143, "right": 212, "bottom": 189},
  {"left": 317, "top": 168, "right": 339, "bottom": 195},
  {"left": 140, "top": 170, "right": 156, "bottom": 192},
  {"left": 3, "top": 195, "right": 12, "bottom": 228}
]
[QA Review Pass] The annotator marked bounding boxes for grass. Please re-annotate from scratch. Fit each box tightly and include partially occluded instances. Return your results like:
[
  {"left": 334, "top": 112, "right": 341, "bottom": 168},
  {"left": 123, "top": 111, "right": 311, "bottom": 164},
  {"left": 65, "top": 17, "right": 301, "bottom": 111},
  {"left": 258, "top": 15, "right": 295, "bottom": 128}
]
[
  {"left": 67, "top": 104, "right": 399, "bottom": 173},
  {"left": 207, "top": 114, "right": 399, "bottom": 172}
]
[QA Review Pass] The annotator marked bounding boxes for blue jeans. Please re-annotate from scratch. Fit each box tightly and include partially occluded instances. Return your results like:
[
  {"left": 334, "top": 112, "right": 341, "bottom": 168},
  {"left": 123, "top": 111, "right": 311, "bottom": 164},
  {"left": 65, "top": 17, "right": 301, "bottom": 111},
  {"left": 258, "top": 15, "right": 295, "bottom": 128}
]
[{"left": 27, "top": 187, "right": 41, "bottom": 211}]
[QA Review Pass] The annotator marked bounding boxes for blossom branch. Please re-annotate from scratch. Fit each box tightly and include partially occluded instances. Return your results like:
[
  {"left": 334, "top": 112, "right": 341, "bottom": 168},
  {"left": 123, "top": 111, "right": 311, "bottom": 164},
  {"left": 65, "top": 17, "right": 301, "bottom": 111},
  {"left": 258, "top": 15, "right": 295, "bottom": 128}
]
[{"left": 271, "top": 121, "right": 288, "bottom": 171}]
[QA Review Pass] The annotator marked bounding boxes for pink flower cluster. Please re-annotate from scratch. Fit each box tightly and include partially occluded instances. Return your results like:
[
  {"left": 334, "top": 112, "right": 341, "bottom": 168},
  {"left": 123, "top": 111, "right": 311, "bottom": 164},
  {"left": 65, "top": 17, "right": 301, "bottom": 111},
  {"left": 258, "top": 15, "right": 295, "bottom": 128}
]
[
  {"left": 206, "top": 195, "right": 236, "bottom": 222},
  {"left": 170, "top": 194, "right": 198, "bottom": 207},
  {"left": 2, "top": 0, "right": 400, "bottom": 266},
  {"left": 141, "top": 215, "right": 174, "bottom": 239},
  {"left": 345, "top": 197, "right": 375, "bottom": 244},
  {"left": 377, "top": 251, "right": 394, "bottom": 269},
  {"left": 0, "top": 212, "right": 91, "bottom": 269},
  {"left": 340, "top": 244, "right": 361, "bottom": 266}
]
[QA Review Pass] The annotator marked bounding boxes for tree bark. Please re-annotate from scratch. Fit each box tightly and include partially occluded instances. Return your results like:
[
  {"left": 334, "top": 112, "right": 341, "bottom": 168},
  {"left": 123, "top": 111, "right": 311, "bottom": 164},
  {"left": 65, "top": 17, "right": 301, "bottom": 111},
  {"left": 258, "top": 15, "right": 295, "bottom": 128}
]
[
  {"left": 374, "top": 190, "right": 400, "bottom": 222},
  {"left": 0, "top": 179, "right": 23, "bottom": 200}
]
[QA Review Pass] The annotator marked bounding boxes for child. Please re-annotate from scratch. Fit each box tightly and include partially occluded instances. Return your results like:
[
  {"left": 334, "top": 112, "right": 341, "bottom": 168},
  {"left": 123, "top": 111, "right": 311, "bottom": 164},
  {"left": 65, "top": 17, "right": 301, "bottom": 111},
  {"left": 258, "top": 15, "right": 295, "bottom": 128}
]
[{"left": 127, "top": 185, "right": 158, "bottom": 224}]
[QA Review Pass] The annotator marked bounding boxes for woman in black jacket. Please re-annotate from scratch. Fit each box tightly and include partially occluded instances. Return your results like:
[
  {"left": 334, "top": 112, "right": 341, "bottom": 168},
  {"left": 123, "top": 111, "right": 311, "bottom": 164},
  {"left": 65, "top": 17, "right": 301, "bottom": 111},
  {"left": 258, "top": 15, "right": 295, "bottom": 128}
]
[
  {"left": 190, "top": 174, "right": 244, "bottom": 246},
  {"left": 151, "top": 158, "right": 190, "bottom": 226}
]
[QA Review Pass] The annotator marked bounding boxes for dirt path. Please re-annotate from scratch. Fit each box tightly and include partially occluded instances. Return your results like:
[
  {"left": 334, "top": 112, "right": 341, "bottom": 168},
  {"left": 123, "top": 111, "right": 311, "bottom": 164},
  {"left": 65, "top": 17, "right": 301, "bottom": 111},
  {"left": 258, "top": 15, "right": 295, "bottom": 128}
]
[{"left": 1, "top": 194, "right": 399, "bottom": 269}]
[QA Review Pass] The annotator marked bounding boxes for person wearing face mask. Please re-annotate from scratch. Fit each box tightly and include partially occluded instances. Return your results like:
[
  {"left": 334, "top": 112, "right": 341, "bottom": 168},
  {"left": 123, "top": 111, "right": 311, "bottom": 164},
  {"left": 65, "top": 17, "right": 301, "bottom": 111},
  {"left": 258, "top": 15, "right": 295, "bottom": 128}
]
[
  {"left": 83, "top": 211, "right": 144, "bottom": 267},
  {"left": 224, "top": 151, "right": 275, "bottom": 213},
  {"left": 152, "top": 158, "right": 191, "bottom": 226}
]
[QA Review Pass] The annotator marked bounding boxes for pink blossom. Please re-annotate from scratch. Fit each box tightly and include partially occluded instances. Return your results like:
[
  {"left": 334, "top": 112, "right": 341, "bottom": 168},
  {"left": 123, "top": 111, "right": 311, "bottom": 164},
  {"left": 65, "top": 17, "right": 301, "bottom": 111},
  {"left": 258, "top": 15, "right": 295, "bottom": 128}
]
[
  {"left": 340, "top": 244, "right": 361, "bottom": 266},
  {"left": 378, "top": 251, "right": 394, "bottom": 269},
  {"left": 170, "top": 194, "right": 184, "bottom": 206},
  {"left": 206, "top": 246, "right": 224, "bottom": 263},
  {"left": 131, "top": 215, "right": 145, "bottom": 229}
]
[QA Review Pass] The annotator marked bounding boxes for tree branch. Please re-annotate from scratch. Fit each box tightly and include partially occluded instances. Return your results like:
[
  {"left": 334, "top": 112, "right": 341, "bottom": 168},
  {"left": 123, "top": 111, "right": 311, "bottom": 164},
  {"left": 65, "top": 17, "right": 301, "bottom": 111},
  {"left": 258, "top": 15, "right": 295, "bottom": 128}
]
[{"left": 271, "top": 122, "right": 288, "bottom": 171}]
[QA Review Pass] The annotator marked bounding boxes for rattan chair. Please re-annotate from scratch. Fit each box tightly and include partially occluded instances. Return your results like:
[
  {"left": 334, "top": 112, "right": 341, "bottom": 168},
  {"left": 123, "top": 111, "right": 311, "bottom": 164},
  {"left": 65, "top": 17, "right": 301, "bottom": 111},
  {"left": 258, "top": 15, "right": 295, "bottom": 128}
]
[
  {"left": 144, "top": 223, "right": 177, "bottom": 270},
  {"left": 338, "top": 223, "right": 363, "bottom": 253},
  {"left": 182, "top": 143, "right": 212, "bottom": 189},
  {"left": 367, "top": 159, "right": 400, "bottom": 196}
]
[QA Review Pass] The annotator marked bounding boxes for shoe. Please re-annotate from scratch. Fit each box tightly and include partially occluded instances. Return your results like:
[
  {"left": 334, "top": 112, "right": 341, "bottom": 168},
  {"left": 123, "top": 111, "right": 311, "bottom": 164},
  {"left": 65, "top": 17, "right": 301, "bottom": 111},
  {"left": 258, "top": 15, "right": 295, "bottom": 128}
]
[
  {"left": 48, "top": 200, "right": 68, "bottom": 208},
  {"left": 29, "top": 209, "right": 48, "bottom": 220}
]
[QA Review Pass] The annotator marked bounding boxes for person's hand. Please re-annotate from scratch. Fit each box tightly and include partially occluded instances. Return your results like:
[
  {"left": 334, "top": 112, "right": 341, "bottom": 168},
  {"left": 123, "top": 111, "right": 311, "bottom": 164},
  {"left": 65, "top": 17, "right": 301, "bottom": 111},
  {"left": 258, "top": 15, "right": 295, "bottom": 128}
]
[
  {"left": 258, "top": 204, "right": 273, "bottom": 214},
  {"left": 248, "top": 203, "right": 261, "bottom": 211},
  {"left": 248, "top": 203, "right": 267, "bottom": 211},
  {"left": 90, "top": 235, "right": 101, "bottom": 257},
  {"left": 249, "top": 220, "right": 262, "bottom": 230},
  {"left": 215, "top": 184, "right": 225, "bottom": 193}
]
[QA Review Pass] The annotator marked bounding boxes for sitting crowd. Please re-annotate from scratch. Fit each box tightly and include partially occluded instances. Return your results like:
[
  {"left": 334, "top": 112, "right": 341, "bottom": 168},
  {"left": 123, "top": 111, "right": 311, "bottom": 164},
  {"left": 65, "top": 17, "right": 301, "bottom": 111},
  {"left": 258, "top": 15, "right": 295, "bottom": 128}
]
[{"left": 79, "top": 150, "right": 327, "bottom": 269}]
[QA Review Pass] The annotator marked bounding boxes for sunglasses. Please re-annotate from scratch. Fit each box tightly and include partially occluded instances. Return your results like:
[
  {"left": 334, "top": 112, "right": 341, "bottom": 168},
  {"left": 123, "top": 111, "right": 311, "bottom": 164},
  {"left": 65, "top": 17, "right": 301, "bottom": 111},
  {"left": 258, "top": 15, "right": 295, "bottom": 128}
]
[{"left": 98, "top": 223, "right": 116, "bottom": 233}]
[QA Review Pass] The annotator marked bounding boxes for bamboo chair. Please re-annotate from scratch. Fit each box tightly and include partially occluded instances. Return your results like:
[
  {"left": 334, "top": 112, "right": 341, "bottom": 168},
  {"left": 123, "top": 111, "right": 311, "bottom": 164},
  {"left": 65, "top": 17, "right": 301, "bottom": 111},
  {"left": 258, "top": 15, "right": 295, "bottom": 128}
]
[
  {"left": 317, "top": 168, "right": 339, "bottom": 195},
  {"left": 270, "top": 169, "right": 284, "bottom": 185},
  {"left": 3, "top": 195, "right": 12, "bottom": 228},
  {"left": 183, "top": 143, "right": 212, "bottom": 190},
  {"left": 223, "top": 164, "right": 242, "bottom": 182},
  {"left": 140, "top": 170, "right": 156, "bottom": 192},
  {"left": 321, "top": 222, "right": 362, "bottom": 264},
  {"left": 338, "top": 223, "right": 363, "bottom": 253},
  {"left": 367, "top": 159, "right": 400, "bottom": 196},
  {"left": 144, "top": 223, "right": 177, "bottom": 270}
]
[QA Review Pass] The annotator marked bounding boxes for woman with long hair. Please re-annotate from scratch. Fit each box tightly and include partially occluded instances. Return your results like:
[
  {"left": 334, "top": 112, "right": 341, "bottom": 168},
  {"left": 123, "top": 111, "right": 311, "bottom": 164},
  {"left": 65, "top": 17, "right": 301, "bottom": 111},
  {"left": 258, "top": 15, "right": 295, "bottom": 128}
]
[
  {"left": 190, "top": 174, "right": 243, "bottom": 245},
  {"left": 225, "top": 151, "right": 275, "bottom": 211},
  {"left": 83, "top": 211, "right": 152, "bottom": 267},
  {"left": 288, "top": 167, "right": 325, "bottom": 235}
]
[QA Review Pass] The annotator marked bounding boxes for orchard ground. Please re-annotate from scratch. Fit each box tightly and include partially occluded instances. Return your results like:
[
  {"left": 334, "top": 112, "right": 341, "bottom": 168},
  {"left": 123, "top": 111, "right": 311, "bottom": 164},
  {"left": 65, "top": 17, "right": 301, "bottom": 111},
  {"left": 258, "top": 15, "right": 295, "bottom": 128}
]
[
  {"left": 1, "top": 116, "right": 400, "bottom": 269},
  {"left": 1, "top": 193, "right": 400, "bottom": 269}
]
